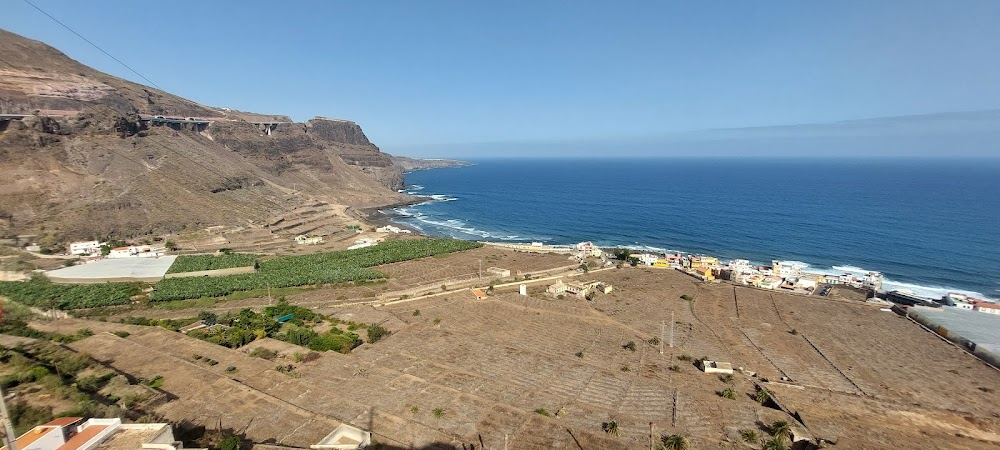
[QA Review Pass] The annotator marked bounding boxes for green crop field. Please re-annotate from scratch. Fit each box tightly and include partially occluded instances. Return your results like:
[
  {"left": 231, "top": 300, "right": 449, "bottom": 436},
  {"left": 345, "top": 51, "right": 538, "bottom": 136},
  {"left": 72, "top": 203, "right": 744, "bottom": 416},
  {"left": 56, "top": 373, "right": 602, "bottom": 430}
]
[
  {"left": 0, "top": 276, "right": 142, "bottom": 309},
  {"left": 166, "top": 253, "right": 263, "bottom": 274},
  {"left": 149, "top": 239, "right": 480, "bottom": 302}
]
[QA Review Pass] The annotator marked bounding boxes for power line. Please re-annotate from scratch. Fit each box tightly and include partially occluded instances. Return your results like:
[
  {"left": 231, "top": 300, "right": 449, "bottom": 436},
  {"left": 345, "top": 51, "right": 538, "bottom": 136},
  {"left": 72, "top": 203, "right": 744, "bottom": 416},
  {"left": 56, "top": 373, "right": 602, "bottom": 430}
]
[{"left": 22, "top": 0, "right": 163, "bottom": 91}]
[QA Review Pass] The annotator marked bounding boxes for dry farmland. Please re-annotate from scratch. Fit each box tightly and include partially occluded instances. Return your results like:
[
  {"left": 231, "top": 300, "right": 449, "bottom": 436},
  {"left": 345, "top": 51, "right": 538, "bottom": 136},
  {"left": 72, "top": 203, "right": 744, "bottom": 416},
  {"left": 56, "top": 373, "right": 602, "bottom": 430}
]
[{"left": 29, "top": 255, "right": 1000, "bottom": 449}]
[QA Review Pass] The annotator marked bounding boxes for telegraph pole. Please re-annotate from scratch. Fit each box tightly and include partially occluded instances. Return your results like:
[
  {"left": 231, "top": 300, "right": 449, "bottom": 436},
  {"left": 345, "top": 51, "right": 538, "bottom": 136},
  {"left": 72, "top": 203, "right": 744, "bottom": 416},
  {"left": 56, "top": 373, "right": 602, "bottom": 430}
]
[
  {"left": 0, "top": 386, "right": 18, "bottom": 450},
  {"left": 669, "top": 311, "right": 675, "bottom": 348},
  {"left": 659, "top": 321, "right": 664, "bottom": 354}
]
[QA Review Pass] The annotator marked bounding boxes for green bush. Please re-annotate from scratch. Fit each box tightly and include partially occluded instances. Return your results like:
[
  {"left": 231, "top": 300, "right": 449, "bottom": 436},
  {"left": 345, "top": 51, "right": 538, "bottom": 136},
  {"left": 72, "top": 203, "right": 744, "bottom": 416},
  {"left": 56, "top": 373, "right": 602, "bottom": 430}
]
[
  {"left": 249, "top": 347, "right": 278, "bottom": 360},
  {"left": 366, "top": 323, "right": 390, "bottom": 343}
]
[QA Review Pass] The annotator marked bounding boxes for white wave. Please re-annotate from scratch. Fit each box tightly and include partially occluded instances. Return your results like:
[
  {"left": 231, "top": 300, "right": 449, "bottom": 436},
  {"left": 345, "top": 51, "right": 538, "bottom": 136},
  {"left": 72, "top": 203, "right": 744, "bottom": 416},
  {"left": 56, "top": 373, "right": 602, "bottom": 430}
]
[
  {"left": 880, "top": 279, "right": 990, "bottom": 301},
  {"left": 408, "top": 184, "right": 425, "bottom": 191},
  {"left": 831, "top": 265, "right": 868, "bottom": 273},
  {"left": 776, "top": 260, "right": 812, "bottom": 270}
]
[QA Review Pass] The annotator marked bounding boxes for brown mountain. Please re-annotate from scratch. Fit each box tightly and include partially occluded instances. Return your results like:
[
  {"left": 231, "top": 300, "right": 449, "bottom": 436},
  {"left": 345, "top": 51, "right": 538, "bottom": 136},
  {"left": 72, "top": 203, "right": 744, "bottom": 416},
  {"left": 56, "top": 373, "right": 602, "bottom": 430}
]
[{"left": 0, "top": 29, "right": 410, "bottom": 242}]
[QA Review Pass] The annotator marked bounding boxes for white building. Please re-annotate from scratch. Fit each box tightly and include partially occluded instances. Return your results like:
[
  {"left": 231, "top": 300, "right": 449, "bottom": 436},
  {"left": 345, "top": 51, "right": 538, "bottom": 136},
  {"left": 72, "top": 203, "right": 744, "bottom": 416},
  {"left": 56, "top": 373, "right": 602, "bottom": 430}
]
[
  {"left": 772, "top": 261, "right": 802, "bottom": 279},
  {"left": 1, "top": 417, "right": 188, "bottom": 450},
  {"left": 69, "top": 241, "right": 103, "bottom": 256},
  {"left": 974, "top": 302, "right": 1000, "bottom": 316},
  {"left": 348, "top": 237, "right": 382, "bottom": 250},
  {"left": 862, "top": 271, "right": 884, "bottom": 291},
  {"left": 295, "top": 235, "right": 323, "bottom": 245},
  {"left": 107, "top": 245, "right": 164, "bottom": 258},
  {"left": 376, "top": 225, "right": 412, "bottom": 234},
  {"left": 630, "top": 253, "right": 659, "bottom": 266}
]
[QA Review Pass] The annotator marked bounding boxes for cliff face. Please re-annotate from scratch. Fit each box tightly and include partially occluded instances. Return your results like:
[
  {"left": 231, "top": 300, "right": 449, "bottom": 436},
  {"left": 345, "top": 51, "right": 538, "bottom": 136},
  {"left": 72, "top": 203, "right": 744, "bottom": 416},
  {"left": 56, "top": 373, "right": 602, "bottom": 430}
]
[
  {"left": 0, "top": 28, "right": 408, "bottom": 239},
  {"left": 306, "top": 118, "right": 404, "bottom": 191}
]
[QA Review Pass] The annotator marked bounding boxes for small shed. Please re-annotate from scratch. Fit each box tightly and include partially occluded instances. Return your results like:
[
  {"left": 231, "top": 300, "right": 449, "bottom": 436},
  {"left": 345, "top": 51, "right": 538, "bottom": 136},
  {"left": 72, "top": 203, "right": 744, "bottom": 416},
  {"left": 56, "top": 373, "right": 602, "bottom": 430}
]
[{"left": 471, "top": 289, "right": 489, "bottom": 300}]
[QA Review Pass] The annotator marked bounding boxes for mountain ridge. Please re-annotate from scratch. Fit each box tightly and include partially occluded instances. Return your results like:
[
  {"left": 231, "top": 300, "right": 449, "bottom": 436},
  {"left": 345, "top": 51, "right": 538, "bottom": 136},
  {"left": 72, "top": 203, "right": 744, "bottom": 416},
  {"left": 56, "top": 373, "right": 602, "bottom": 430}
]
[{"left": 0, "top": 28, "right": 410, "bottom": 242}]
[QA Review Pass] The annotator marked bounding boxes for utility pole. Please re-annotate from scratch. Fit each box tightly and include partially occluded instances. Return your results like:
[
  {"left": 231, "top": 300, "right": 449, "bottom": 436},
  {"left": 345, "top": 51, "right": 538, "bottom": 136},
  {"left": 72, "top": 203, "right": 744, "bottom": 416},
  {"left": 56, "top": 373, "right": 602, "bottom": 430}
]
[
  {"left": 669, "top": 311, "right": 675, "bottom": 348},
  {"left": 478, "top": 259, "right": 482, "bottom": 280},
  {"left": 0, "top": 386, "right": 18, "bottom": 450},
  {"left": 659, "top": 321, "right": 664, "bottom": 354}
]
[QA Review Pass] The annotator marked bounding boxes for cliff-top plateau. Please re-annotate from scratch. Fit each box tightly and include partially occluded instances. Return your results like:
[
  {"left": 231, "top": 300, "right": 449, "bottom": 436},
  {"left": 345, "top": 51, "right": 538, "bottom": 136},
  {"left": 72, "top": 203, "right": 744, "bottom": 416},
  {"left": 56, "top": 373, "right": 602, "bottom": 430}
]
[{"left": 0, "top": 28, "right": 412, "bottom": 242}]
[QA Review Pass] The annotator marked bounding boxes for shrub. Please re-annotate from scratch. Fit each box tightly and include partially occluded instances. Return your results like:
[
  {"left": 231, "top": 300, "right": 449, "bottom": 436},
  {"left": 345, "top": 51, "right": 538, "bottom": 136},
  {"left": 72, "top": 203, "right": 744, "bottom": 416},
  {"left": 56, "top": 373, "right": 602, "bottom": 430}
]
[
  {"left": 602, "top": 419, "right": 621, "bottom": 437},
  {"left": 677, "top": 354, "right": 692, "bottom": 361},
  {"left": 225, "top": 366, "right": 238, "bottom": 374},
  {"left": 366, "top": 323, "right": 390, "bottom": 344},
  {"left": 648, "top": 337, "right": 660, "bottom": 346},
  {"left": 739, "top": 429, "right": 759, "bottom": 444},
  {"left": 534, "top": 408, "right": 550, "bottom": 416},
  {"left": 719, "top": 373, "right": 734, "bottom": 383},
  {"left": 409, "top": 405, "right": 419, "bottom": 414},
  {"left": 680, "top": 294, "right": 693, "bottom": 301},
  {"left": 431, "top": 408, "right": 445, "bottom": 418},
  {"left": 623, "top": 341, "right": 637, "bottom": 351},
  {"left": 668, "top": 365, "right": 680, "bottom": 372},
  {"left": 575, "top": 351, "right": 584, "bottom": 358},
  {"left": 718, "top": 388, "right": 736, "bottom": 399},
  {"left": 112, "top": 331, "right": 130, "bottom": 338},
  {"left": 249, "top": 347, "right": 278, "bottom": 360},
  {"left": 412, "top": 310, "right": 420, "bottom": 316}
]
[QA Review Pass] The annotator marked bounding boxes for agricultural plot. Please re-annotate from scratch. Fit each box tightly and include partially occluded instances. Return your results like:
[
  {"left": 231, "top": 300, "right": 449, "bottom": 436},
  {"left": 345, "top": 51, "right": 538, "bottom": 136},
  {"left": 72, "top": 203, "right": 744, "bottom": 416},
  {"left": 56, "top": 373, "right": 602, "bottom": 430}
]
[
  {"left": 149, "top": 239, "right": 481, "bottom": 301},
  {"left": 0, "top": 276, "right": 141, "bottom": 309},
  {"left": 165, "top": 253, "right": 262, "bottom": 273}
]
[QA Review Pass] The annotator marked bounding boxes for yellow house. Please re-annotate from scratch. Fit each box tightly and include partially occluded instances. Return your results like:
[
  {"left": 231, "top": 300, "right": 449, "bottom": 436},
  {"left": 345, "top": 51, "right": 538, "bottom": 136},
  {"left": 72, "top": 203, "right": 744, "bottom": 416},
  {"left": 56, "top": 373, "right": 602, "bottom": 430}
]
[
  {"left": 696, "top": 266, "right": 715, "bottom": 281},
  {"left": 653, "top": 260, "right": 672, "bottom": 268},
  {"left": 690, "top": 256, "right": 719, "bottom": 269}
]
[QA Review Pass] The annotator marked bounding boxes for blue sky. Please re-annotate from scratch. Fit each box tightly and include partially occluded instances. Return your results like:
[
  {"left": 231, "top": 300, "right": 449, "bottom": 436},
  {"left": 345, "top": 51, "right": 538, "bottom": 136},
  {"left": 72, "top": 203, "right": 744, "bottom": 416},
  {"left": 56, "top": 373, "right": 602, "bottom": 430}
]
[{"left": 4, "top": 1, "right": 1000, "bottom": 156}]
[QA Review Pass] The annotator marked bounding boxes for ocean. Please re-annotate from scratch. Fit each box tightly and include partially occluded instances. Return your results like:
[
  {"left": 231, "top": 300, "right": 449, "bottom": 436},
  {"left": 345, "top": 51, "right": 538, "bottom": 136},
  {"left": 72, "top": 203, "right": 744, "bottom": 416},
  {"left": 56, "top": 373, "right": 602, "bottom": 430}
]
[{"left": 390, "top": 158, "right": 1000, "bottom": 301}]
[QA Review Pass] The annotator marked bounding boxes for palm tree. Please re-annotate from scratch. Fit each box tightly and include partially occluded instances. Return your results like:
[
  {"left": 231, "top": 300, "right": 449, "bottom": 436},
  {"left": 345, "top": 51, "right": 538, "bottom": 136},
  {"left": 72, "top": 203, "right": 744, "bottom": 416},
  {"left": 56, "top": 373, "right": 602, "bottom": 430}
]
[
  {"left": 603, "top": 419, "right": 621, "bottom": 437},
  {"left": 769, "top": 420, "right": 791, "bottom": 441},
  {"left": 739, "top": 429, "right": 758, "bottom": 444},
  {"left": 658, "top": 434, "right": 689, "bottom": 450},
  {"left": 754, "top": 387, "right": 771, "bottom": 404},
  {"left": 761, "top": 435, "right": 788, "bottom": 450}
]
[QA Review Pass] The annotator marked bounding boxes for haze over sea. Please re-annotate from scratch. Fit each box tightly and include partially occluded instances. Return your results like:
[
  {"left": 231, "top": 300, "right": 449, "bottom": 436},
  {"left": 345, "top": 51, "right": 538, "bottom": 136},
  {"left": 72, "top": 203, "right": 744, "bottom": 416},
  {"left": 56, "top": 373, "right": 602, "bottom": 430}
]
[{"left": 392, "top": 158, "right": 1000, "bottom": 301}]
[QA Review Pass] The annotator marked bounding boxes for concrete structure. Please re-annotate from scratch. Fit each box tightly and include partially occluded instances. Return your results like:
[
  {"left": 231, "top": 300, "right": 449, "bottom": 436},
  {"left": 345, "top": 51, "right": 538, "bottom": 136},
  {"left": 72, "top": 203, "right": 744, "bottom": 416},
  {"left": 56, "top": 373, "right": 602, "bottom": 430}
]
[
  {"left": 310, "top": 424, "right": 371, "bottom": 450},
  {"left": 1, "top": 417, "right": 188, "bottom": 450},
  {"left": 486, "top": 267, "right": 511, "bottom": 278},
  {"left": 25, "top": 243, "right": 41, "bottom": 252},
  {"left": 376, "top": 225, "right": 411, "bottom": 234},
  {"left": 519, "top": 284, "right": 527, "bottom": 296},
  {"left": 69, "top": 241, "right": 103, "bottom": 256},
  {"left": 347, "top": 238, "right": 382, "bottom": 250},
  {"left": 295, "top": 235, "right": 323, "bottom": 245},
  {"left": 107, "top": 245, "right": 164, "bottom": 258},
  {"left": 699, "top": 360, "right": 734, "bottom": 375},
  {"left": 863, "top": 271, "right": 884, "bottom": 291},
  {"left": 547, "top": 280, "right": 589, "bottom": 298},
  {"left": 46, "top": 256, "right": 177, "bottom": 283}
]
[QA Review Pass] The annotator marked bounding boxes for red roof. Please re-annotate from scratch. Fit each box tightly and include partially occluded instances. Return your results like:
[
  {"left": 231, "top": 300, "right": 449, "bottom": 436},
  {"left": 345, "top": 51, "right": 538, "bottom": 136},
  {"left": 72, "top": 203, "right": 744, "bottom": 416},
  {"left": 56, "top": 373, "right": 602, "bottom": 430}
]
[
  {"left": 56, "top": 425, "right": 109, "bottom": 450},
  {"left": 976, "top": 303, "right": 1000, "bottom": 310}
]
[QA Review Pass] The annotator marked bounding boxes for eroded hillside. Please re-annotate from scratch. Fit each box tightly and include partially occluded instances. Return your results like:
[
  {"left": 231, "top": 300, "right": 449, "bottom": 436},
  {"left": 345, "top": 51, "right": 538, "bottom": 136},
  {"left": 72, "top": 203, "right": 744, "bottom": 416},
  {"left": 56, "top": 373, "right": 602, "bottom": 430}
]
[{"left": 0, "top": 29, "right": 409, "bottom": 240}]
